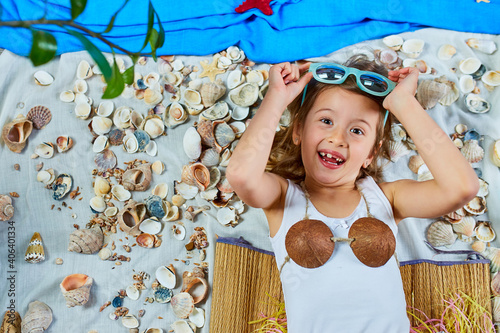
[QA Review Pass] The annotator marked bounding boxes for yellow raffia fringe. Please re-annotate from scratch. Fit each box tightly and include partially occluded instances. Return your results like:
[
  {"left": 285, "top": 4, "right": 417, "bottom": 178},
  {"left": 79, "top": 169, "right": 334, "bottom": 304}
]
[{"left": 249, "top": 293, "right": 287, "bottom": 333}]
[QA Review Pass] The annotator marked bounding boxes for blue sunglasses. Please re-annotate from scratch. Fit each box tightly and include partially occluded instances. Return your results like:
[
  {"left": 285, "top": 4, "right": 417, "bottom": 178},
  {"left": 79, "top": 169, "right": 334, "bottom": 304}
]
[{"left": 301, "top": 63, "right": 396, "bottom": 125}]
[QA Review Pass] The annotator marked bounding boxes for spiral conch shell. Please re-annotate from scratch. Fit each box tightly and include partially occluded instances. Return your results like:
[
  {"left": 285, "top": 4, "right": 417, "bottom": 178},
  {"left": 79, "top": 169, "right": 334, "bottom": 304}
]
[
  {"left": 0, "top": 194, "right": 14, "bottom": 221},
  {"left": 122, "top": 163, "right": 152, "bottom": 191},
  {"left": 24, "top": 232, "right": 45, "bottom": 263},
  {"left": 181, "top": 162, "right": 211, "bottom": 191},
  {"left": 2, "top": 115, "right": 33, "bottom": 153},
  {"left": 200, "top": 79, "right": 226, "bottom": 108},
  {"left": 21, "top": 301, "right": 52, "bottom": 333},
  {"left": 68, "top": 226, "right": 103, "bottom": 254},
  {"left": 60, "top": 274, "right": 93, "bottom": 307}
]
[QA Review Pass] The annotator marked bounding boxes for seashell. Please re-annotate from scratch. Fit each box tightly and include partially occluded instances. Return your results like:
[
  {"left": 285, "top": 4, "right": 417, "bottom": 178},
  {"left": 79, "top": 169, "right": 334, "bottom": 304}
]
[
  {"left": 461, "top": 139, "right": 484, "bottom": 163},
  {"left": 126, "top": 285, "right": 140, "bottom": 301},
  {"left": 98, "top": 247, "right": 112, "bottom": 260},
  {"left": 184, "top": 276, "right": 209, "bottom": 304},
  {"left": 123, "top": 132, "right": 139, "bottom": 153},
  {"left": 172, "top": 194, "right": 187, "bottom": 207},
  {"left": 213, "top": 120, "right": 236, "bottom": 152},
  {"left": 145, "top": 195, "right": 168, "bottom": 219},
  {"left": 217, "top": 55, "right": 232, "bottom": 69},
  {"left": 183, "top": 127, "right": 202, "bottom": 160},
  {"left": 200, "top": 148, "right": 220, "bottom": 167},
  {"left": 436, "top": 78, "right": 459, "bottom": 106},
  {"left": 493, "top": 140, "right": 500, "bottom": 167},
  {"left": 76, "top": 60, "right": 93, "bottom": 79},
  {"left": 451, "top": 216, "right": 476, "bottom": 237},
  {"left": 90, "top": 196, "right": 106, "bottom": 213},
  {"left": 33, "top": 142, "right": 54, "bottom": 159},
  {"left": 152, "top": 183, "right": 169, "bottom": 199},
  {"left": 93, "top": 176, "right": 111, "bottom": 197},
  {"left": 139, "top": 218, "right": 162, "bottom": 235},
  {"left": 152, "top": 161, "right": 165, "bottom": 175},
  {"left": 56, "top": 135, "right": 73, "bottom": 153},
  {"left": 112, "top": 296, "right": 123, "bottom": 308},
  {"left": 2, "top": 115, "right": 33, "bottom": 153},
  {"left": 143, "top": 116, "right": 164, "bottom": 139},
  {"left": 53, "top": 173, "right": 73, "bottom": 200},
  {"left": 117, "top": 200, "right": 147, "bottom": 236},
  {"left": 171, "top": 59, "right": 184, "bottom": 71},
  {"left": 408, "top": 154, "right": 424, "bottom": 174},
  {"left": 27, "top": 105, "right": 51, "bottom": 130},
  {"left": 388, "top": 140, "right": 410, "bottom": 162},
  {"left": 437, "top": 44, "right": 456, "bottom": 60},
  {"left": 60, "top": 274, "right": 93, "bottom": 307},
  {"left": 477, "top": 178, "right": 489, "bottom": 197},
  {"left": 217, "top": 206, "right": 238, "bottom": 226},
  {"left": 24, "top": 232, "right": 45, "bottom": 263},
  {"left": 75, "top": 102, "right": 91, "bottom": 120},
  {"left": 471, "top": 240, "right": 486, "bottom": 253},
  {"left": 231, "top": 106, "right": 249, "bottom": 121},
  {"left": 60, "top": 90, "right": 75, "bottom": 102},
  {"left": 464, "top": 129, "right": 480, "bottom": 142},
  {"left": 144, "top": 87, "right": 163, "bottom": 106},
  {"left": 97, "top": 101, "right": 114, "bottom": 117},
  {"left": 492, "top": 273, "right": 500, "bottom": 297},
  {"left": 475, "top": 221, "right": 495, "bottom": 242},
  {"left": 233, "top": 200, "right": 245, "bottom": 214},
  {"left": 144, "top": 72, "right": 160, "bottom": 86},
  {"left": 259, "top": 81, "right": 269, "bottom": 100},
  {"left": 164, "top": 102, "right": 188, "bottom": 128},
  {"left": 246, "top": 70, "right": 265, "bottom": 86},
  {"left": 92, "top": 116, "right": 113, "bottom": 135},
  {"left": 459, "top": 75, "right": 475, "bottom": 94},
  {"left": 68, "top": 226, "right": 103, "bottom": 254},
  {"left": 92, "top": 135, "right": 108, "bottom": 153},
  {"left": 465, "top": 93, "right": 490, "bottom": 114},
  {"left": 21, "top": 301, "right": 52, "bottom": 333},
  {"left": 154, "top": 285, "right": 173, "bottom": 303},
  {"left": 107, "top": 129, "right": 125, "bottom": 146},
  {"left": 113, "top": 106, "right": 132, "bottom": 129},
  {"left": 34, "top": 70, "right": 54, "bottom": 86},
  {"left": 401, "top": 39, "right": 424, "bottom": 58},
  {"left": 416, "top": 80, "right": 450, "bottom": 110},
  {"left": 94, "top": 149, "right": 117, "bottom": 170},
  {"left": 163, "top": 203, "right": 180, "bottom": 222},
  {"left": 174, "top": 181, "right": 199, "bottom": 200},
  {"left": 36, "top": 169, "right": 55, "bottom": 185},
  {"left": 171, "top": 320, "right": 196, "bottom": 333},
  {"left": 227, "top": 45, "right": 246, "bottom": 63},
  {"left": 181, "top": 163, "right": 211, "bottom": 191},
  {"left": 75, "top": 92, "right": 91, "bottom": 105},
  {"left": 481, "top": 70, "right": 500, "bottom": 87},
  {"left": 189, "top": 307, "right": 205, "bottom": 328},
  {"left": 382, "top": 35, "right": 403, "bottom": 51},
  {"left": 183, "top": 89, "right": 202, "bottom": 106},
  {"left": 470, "top": 64, "right": 486, "bottom": 80},
  {"left": 466, "top": 38, "right": 497, "bottom": 55},
  {"left": 219, "top": 148, "right": 232, "bottom": 167},
  {"left": 122, "top": 163, "right": 152, "bottom": 191},
  {"left": 73, "top": 79, "right": 88, "bottom": 94},
  {"left": 483, "top": 247, "right": 500, "bottom": 273},
  {"left": 227, "top": 69, "right": 245, "bottom": 89},
  {"left": 136, "top": 233, "right": 157, "bottom": 248},
  {"left": 459, "top": 57, "right": 481, "bottom": 75},
  {"left": 377, "top": 49, "right": 399, "bottom": 65},
  {"left": 130, "top": 110, "right": 145, "bottom": 129},
  {"left": 230, "top": 121, "right": 246, "bottom": 138},
  {"left": 104, "top": 206, "right": 118, "bottom": 217},
  {"left": 164, "top": 71, "right": 183, "bottom": 86},
  {"left": 200, "top": 101, "right": 230, "bottom": 122},
  {"left": 200, "top": 187, "right": 218, "bottom": 201},
  {"left": 0, "top": 194, "right": 14, "bottom": 221},
  {"left": 171, "top": 292, "right": 195, "bottom": 319},
  {"left": 464, "top": 196, "right": 487, "bottom": 215},
  {"left": 229, "top": 83, "right": 259, "bottom": 107},
  {"left": 200, "top": 79, "right": 226, "bottom": 108},
  {"left": 1, "top": 309, "right": 21, "bottom": 332},
  {"left": 172, "top": 224, "right": 186, "bottom": 240},
  {"left": 122, "top": 314, "right": 139, "bottom": 328},
  {"left": 156, "top": 265, "right": 177, "bottom": 289}
]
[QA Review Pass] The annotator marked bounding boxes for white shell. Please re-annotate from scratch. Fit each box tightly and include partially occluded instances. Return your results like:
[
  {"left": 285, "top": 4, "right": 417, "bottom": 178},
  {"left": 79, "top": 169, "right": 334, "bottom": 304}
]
[
  {"left": 144, "top": 87, "right": 164, "bottom": 106},
  {"left": 459, "top": 58, "right": 481, "bottom": 75},
  {"left": 139, "top": 218, "right": 162, "bottom": 235},
  {"left": 200, "top": 101, "right": 230, "bottom": 121},
  {"left": 465, "top": 93, "right": 490, "bottom": 114},
  {"left": 452, "top": 216, "right": 476, "bottom": 237},
  {"left": 227, "top": 69, "right": 245, "bottom": 89},
  {"left": 92, "top": 116, "right": 113, "bottom": 135},
  {"left": 145, "top": 141, "right": 158, "bottom": 157},
  {"left": 98, "top": 247, "right": 112, "bottom": 260},
  {"left": 427, "top": 220, "right": 457, "bottom": 247},
  {"left": 73, "top": 79, "right": 88, "bottom": 94},
  {"left": 183, "top": 89, "right": 202, "bottom": 106},
  {"left": 74, "top": 92, "right": 90, "bottom": 105},
  {"left": 401, "top": 39, "right": 425, "bottom": 58},
  {"left": 152, "top": 161, "right": 165, "bottom": 175},
  {"left": 388, "top": 140, "right": 410, "bottom": 162},
  {"left": 60, "top": 90, "right": 75, "bottom": 103},
  {"left": 90, "top": 196, "right": 106, "bottom": 213},
  {"left": 34, "top": 142, "right": 54, "bottom": 159},
  {"left": 94, "top": 176, "right": 111, "bottom": 197},
  {"left": 466, "top": 38, "right": 497, "bottom": 55},
  {"left": 229, "top": 83, "right": 259, "bottom": 107},
  {"left": 492, "top": 140, "right": 500, "bottom": 167},
  {"left": 152, "top": 183, "right": 169, "bottom": 199},
  {"left": 144, "top": 117, "right": 164, "bottom": 139},
  {"left": 123, "top": 133, "right": 139, "bottom": 153},
  {"left": 437, "top": 44, "right": 456, "bottom": 60},
  {"left": 245, "top": 70, "right": 264, "bottom": 86},
  {"left": 77, "top": 60, "right": 93, "bottom": 79},
  {"left": 175, "top": 182, "right": 199, "bottom": 200},
  {"left": 183, "top": 127, "right": 202, "bottom": 160},
  {"left": 189, "top": 307, "right": 205, "bottom": 328},
  {"left": 126, "top": 285, "right": 140, "bottom": 300},
  {"left": 104, "top": 206, "right": 118, "bottom": 217},
  {"left": 481, "top": 70, "right": 500, "bottom": 87},
  {"left": 156, "top": 265, "right": 176, "bottom": 289},
  {"left": 217, "top": 207, "right": 237, "bottom": 226},
  {"left": 233, "top": 200, "right": 245, "bottom": 214},
  {"left": 75, "top": 102, "right": 91, "bottom": 120},
  {"left": 164, "top": 102, "right": 188, "bottom": 128},
  {"left": 122, "top": 314, "right": 139, "bottom": 328},
  {"left": 382, "top": 35, "right": 403, "bottom": 51},
  {"left": 171, "top": 320, "right": 195, "bottom": 333},
  {"left": 111, "top": 184, "right": 131, "bottom": 201},
  {"left": 230, "top": 121, "right": 246, "bottom": 138},
  {"left": 34, "top": 70, "right": 54, "bottom": 85},
  {"left": 144, "top": 72, "right": 160, "bottom": 87},
  {"left": 200, "top": 187, "right": 218, "bottom": 201},
  {"left": 97, "top": 101, "right": 114, "bottom": 117},
  {"left": 172, "top": 59, "right": 184, "bottom": 71},
  {"left": 93, "top": 135, "right": 109, "bottom": 153},
  {"left": 459, "top": 75, "right": 475, "bottom": 94},
  {"left": 231, "top": 106, "right": 249, "bottom": 121},
  {"left": 113, "top": 107, "right": 132, "bottom": 129},
  {"left": 37, "top": 169, "right": 55, "bottom": 185},
  {"left": 172, "top": 224, "right": 186, "bottom": 240},
  {"left": 217, "top": 56, "right": 232, "bottom": 69},
  {"left": 227, "top": 45, "right": 245, "bottom": 63}
]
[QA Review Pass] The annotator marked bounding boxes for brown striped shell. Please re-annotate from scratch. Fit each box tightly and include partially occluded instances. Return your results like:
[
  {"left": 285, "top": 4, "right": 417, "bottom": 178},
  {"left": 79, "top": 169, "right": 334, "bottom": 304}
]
[{"left": 27, "top": 105, "right": 52, "bottom": 130}]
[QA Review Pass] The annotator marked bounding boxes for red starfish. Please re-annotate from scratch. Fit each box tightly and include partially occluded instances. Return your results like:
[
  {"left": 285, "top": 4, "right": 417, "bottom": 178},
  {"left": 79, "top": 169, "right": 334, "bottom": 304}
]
[{"left": 235, "top": 0, "right": 273, "bottom": 15}]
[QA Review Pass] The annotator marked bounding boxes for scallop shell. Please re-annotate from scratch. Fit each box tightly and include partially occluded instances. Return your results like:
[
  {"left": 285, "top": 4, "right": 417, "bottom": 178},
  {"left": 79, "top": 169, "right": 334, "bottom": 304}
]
[
  {"left": 466, "top": 38, "right": 497, "bottom": 55},
  {"left": 122, "top": 163, "right": 152, "bottom": 191},
  {"left": 97, "top": 101, "right": 114, "bottom": 117},
  {"left": 416, "top": 79, "right": 450, "bottom": 110},
  {"left": 60, "top": 274, "right": 93, "bottom": 307},
  {"left": 113, "top": 106, "right": 132, "bottom": 129},
  {"left": 164, "top": 102, "right": 188, "bottom": 128},
  {"left": 181, "top": 163, "right": 211, "bottom": 191},
  {"left": 145, "top": 195, "right": 168, "bottom": 219},
  {"left": 117, "top": 200, "right": 147, "bottom": 236},
  {"left": 465, "top": 93, "right": 490, "bottom": 114},
  {"left": 200, "top": 79, "right": 226, "bottom": 108},
  {"left": 90, "top": 196, "right": 106, "bottom": 213},
  {"left": 408, "top": 154, "right": 424, "bottom": 174},
  {"left": 156, "top": 265, "right": 177, "bottom": 289},
  {"left": 68, "top": 226, "right": 103, "bottom": 254},
  {"left": 53, "top": 174, "right": 73, "bottom": 200},
  {"left": 227, "top": 69, "right": 245, "bottom": 89},
  {"left": 139, "top": 218, "right": 162, "bottom": 235},
  {"left": 174, "top": 181, "right": 199, "bottom": 200},
  {"left": 200, "top": 148, "right": 220, "bottom": 167},
  {"left": 183, "top": 127, "right": 202, "bottom": 160},
  {"left": 2, "top": 115, "right": 33, "bottom": 153},
  {"left": 437, "top": 44, "right": 456, "bottom": 60},
  {"left": 24, "top": 232, "right": 45, "bottom": 263},
  {"left": 0, "top": 194, "right": 14, "bottom": 221},
  {"left": 437, "top": 78, "right": 459, "bottom": 106},
  {"left": 213, "top": 120, "right": 236, "bottom": 152},
  {"left": 76, "top": 60, "right": 93, "bottom": 79},
  {"left": 27, "top": 105, "right": 52, "bottom": 130},
  {"left": 196, "top": 119, "right": 216, "bottom": 148},
  {"left": 229, "top": 83, "right": 259, "bottom": 107},
  {"left": 21, "top": 301, "right": 52, "bottom": 333},
  {"left": 143, "top": 116, "right": 164, "bottom": 139},
  {"left": 152, "top": 161, "right": 165, "bottom": 175},
  {"left": 459, "top": 75, "right": 475, "bottom": 94},
  {"left": 154, "top": 285, "right": 173, "bottom": 303},
  {"left": 382, "top": 35, "right": 403, "bottom": 51},
  {"left": 92, "top": 116, "right": 113, "bottom": 135},
  {"left": 401, "top": 39, "right": 424, "bottom": 58},
  {"left": 459, "top": 57, "right": 481, "bottom": 75},
  {"left": 483, "top": 247, "right": 500, "bottom": 273},
  {"left": 464, "top": 196, "right": 487, "bottom": 215},
  {"left": 475, "top": 221, "right": 495, "bottom": 242},
  {"left": 94, "top": 149, "right": 117, "bottom": 170},
  {"left": 481, "top": 70, "right": 500, "bottom": 87},
  {"left": 388, "top": 140, "right": 410, "bottom": 162},
  {"left": 493, "top": 140, "right": 500, "bottom": 167},
  {"left": 492, "top": 273, "right": 500, "bottom": 297},
  {"left": 451, "top": 216, "right": 476, "bottom": 237},
  {"left": 461, "top": 139, "right": 484, "bottom": 163},
  {"left": 170, "top": 292, "right": 194, "bottom": 319},
  {"left": 34, "top": 70, "right": 54, "bottom": 86},
  {"left": 75, "top": 102, "right": 91, "bottom": 120},
  {"left": 56, "top": 135, "right": 73, "bottom": 153}
]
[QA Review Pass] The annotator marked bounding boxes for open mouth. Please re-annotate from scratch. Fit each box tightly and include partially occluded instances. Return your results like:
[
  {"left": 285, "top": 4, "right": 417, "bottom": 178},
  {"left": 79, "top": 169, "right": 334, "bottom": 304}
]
[{"left": 318, "top": 152, "right": 345, "bottom": 166}]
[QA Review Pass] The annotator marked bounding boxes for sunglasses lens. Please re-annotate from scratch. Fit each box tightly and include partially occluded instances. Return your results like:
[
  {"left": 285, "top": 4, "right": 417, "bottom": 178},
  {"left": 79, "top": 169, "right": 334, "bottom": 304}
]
[
  {"left": 316, "top": 65, "right": 346, "bottom": 81},
  {"left": 360, "top": 74, "right": 389, "bottom": 93}
]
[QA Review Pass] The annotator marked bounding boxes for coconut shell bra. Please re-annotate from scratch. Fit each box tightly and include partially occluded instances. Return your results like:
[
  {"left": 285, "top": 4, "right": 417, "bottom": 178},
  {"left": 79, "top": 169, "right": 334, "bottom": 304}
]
[{"left": 282, "top": 183, "right": 396, "bottom": 271}]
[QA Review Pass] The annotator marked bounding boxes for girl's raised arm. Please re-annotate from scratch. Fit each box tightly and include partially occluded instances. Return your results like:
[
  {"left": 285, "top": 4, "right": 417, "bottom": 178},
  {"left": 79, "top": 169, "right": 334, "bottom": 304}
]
[
  {"left": 226, "top": 63, "right": 312, "bottom": 209},
  {"left": 380, "top": 67, "right": 479, "bottom": 223}
]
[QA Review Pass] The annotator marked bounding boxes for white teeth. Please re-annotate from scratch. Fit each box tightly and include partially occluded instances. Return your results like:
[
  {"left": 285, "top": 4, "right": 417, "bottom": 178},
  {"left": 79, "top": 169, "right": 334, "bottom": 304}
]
[
  {"left": 326, "top": 153, "right": 333, "bottom": 158},
  {"left": 336, "top": 158, "right": 343, "bottom": 163}
]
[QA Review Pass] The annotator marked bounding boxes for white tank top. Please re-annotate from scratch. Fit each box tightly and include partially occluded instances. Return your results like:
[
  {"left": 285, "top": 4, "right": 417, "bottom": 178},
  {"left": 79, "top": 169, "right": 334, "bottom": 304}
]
[{"left": 270, "top": 176, "right": 410, "bottom": 333}]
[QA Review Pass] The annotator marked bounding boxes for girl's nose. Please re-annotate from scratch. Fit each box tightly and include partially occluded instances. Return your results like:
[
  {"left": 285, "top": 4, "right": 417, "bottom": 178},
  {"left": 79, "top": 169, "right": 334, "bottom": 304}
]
[{"left": 327, "top": 128, "right": 347, "bottom": 147}]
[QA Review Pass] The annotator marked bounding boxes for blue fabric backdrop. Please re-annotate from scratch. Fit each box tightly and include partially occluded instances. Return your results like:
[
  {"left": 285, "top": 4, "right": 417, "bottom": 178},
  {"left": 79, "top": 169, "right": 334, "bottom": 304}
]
[{"left": 0, "top": 0, "right": 499, "bottom": 63}]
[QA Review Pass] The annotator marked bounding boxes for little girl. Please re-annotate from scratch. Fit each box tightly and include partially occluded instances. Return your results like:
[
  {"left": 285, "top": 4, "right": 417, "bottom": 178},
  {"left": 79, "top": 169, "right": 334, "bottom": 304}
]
[{"left": 226, "top": 55, "right": 479, "bottom": 332}]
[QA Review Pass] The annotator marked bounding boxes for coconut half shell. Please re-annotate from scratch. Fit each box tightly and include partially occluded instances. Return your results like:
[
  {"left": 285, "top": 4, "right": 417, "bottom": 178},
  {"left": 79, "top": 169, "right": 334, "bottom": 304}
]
[
  {"left": 348, "top": 217, "right": 395, "bottom": 267},
  {"left": 285, "top": 219, "right": 334, "bottom": 269}
]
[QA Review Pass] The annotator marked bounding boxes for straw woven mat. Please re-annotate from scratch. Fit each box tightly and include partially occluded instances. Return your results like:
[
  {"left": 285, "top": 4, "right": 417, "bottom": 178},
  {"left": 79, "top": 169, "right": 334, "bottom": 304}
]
[{"left": 209, "top": 239, "right": 491, "bottom": 332}]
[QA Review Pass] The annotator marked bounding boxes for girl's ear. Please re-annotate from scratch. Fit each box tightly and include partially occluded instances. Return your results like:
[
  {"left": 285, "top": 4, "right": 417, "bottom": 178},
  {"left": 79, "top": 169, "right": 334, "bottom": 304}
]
[{"left": 292, "top": 122, "right": 302, "bottom": 145}]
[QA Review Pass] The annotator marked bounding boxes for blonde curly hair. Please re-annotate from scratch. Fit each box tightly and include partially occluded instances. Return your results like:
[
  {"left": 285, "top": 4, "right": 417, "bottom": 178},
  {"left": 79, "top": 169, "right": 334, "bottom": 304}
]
[{"left": 267, "top": 54, "right": 394, "bottom": 184}]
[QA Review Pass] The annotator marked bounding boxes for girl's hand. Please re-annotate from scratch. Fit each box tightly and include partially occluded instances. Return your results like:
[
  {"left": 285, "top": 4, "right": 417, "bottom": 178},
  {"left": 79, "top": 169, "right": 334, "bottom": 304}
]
[
  {"left": 383, "top": 67, "right": 419, "bottom": 112},
  {"left": 267, "top": 62, "right": 313, "bottom": 108}
]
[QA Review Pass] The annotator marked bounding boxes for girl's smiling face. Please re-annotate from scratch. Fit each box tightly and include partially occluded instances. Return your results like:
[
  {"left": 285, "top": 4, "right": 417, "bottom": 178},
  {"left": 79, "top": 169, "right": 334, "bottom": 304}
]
[{"left": 294, "top": 87, "right": 382, "bottom": 188}]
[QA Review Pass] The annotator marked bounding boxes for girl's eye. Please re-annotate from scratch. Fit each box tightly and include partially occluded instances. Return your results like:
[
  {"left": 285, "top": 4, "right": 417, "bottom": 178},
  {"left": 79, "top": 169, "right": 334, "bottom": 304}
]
[
  {"left": 320, "top": 118, "right": 332, "bottom": 125},
  {"left": 350, "top": 128, "right": 364, "bottom": 135}
]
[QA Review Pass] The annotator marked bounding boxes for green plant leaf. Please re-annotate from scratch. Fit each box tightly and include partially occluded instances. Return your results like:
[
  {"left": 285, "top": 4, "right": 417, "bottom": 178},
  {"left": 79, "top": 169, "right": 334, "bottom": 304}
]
[
  {"left": 102, "top": 58, "right": 125, "bottom": 99},
  {"left": 29, "top": 30, "right": 57, "bottom": 66},
  {"left": 140, "top": 1, "right": 155, "bottom": 51},
  {"left": 103, "top": 0, "right": 131, "bottom": 33},
  {"left": 154, "top": 8, "right": 165, "bottom": 49},
  {"left": 148, "top": 28, "right": 158, "bottom": 61},
  {"left": 122, "top": 65, "right": 135, "bottom": 86},
  {"left": 70, "top": 0, "right": 87, "bottom": 20},
  {"left": 65, "top": 28, "right": 112, "bottom": 80}
]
